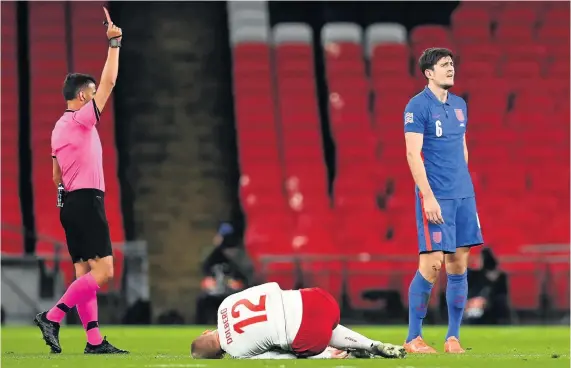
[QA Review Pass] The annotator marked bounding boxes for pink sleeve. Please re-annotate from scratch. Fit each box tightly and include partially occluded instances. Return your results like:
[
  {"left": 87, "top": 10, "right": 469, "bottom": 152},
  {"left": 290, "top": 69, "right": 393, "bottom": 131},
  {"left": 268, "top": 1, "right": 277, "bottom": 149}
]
[{"left": 72, "top": 100, "right": 101, "bottom": 128}]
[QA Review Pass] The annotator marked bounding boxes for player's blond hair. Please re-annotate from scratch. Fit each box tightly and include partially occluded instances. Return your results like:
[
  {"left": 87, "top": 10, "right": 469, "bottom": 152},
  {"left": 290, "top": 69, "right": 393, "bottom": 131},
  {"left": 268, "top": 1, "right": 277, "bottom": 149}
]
[{"left": 191, "top": 334, "right": 223, "bottom": 359}]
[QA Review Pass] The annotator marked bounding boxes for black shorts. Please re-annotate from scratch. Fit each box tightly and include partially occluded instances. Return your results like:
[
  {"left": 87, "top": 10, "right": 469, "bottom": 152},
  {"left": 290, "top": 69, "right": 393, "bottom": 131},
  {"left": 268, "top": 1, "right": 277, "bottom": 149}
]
[{"left": 60, "top": 189, "right": 113, "bottom": 263}]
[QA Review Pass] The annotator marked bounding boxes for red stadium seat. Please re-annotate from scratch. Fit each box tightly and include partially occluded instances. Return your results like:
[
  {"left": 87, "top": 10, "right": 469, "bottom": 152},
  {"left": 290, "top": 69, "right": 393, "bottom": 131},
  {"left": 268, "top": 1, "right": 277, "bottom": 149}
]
[
  {"left": 549, "top": 263, "right": 570, "bottom": 310},
  {"left": 326, "top": 58, "right": 366, "bottom": 77},
  {"left": 494, "top": 24, "right": 534, "bottom": 44},
  {"left": 549, "top": 60, "right": 570, "bottom": 79},
  {"left": 502, "top": 44, "right": 547, "bottom": 62},
  {"left": 541, "top": 5, "right": 571, "bottom": 26},
  {"left": 371, "top": 44, "right": 411, "bottom": 79},
  {"left": 512, "top": 92, "right": 557, "bottom": 113},
  {"left": 410, "top": 25, "right": 452, "bottom": 45},
  {"left": 500, "top": 60, "right": 542, "bottom": 79},
  {"left": 502, "top": 262, "right": 542, "bottom": 310},
  {"left": 458, "top": 43, "right": 502, "bottom": 64},
  {"left": 325, "top": 42, "right": 362, "bottom": 60},
  {"left": 28, "top": 2, "right": 77, "bottom": 286},
  {"left": 0, "top": 1, "right": 24, "bottom": 254},
  {"left": 536, "top": 23, "right": 569, "bottom": 47},
  {"left": 452, "top": 24, "right": 492, "bottom": 44},
  {"left": 231, "top": 31, "right": 286, "bottom": 227},
  {"left": 457, "top": 60, "right": 498, "bottom": 79},
  {"left": 451, "top": 6, "right": 492, "bottom": 27},
  {"left": 323, "top": 23, "right": 381, "bottom": 258},
  {"left": 373, "top": 76, "right": 416, "bottom": 96},
  {"left": 245, "top": 213, "right": 295, "bottom": 259},
  {"left": 496, "top": 7, "right": 538, "bottom": 25}
]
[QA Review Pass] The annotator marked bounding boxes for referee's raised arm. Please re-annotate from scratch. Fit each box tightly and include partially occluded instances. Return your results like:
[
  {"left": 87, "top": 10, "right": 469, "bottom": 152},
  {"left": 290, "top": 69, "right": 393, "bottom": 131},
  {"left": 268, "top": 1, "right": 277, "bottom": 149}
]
[{"left": 94, "top": 7, "right": 122, "bottom": 114}]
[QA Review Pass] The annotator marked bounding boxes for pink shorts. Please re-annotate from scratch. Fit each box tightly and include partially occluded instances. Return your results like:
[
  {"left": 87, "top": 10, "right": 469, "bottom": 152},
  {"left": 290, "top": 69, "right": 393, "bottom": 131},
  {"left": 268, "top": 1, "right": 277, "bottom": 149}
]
[{"left": 291, "top": 287, "right": 340, "bottom": 357}]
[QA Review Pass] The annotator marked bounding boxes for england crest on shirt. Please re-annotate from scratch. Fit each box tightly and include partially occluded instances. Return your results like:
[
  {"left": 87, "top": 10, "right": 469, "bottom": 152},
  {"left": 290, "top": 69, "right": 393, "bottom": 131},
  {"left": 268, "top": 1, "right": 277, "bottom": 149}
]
[
  {"left": 454, "top": 109, "right": 465, "bottom": 122},
  {"left": 404, "top": 112, "right": 413, "bottom": 125}
]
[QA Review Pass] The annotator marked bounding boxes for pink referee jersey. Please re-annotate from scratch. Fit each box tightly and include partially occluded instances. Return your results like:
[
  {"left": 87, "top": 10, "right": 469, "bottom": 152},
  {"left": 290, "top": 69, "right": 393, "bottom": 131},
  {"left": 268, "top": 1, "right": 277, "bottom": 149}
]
[{"left": 51, "top": 100, "right": 105, "bottom": 192}]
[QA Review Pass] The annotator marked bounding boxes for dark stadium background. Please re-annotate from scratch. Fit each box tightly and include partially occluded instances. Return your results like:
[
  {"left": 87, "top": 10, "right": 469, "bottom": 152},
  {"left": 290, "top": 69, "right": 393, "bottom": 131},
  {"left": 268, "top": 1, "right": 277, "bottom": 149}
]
[{"left": 1, "top": 1, "right": 569, "bottom": 325}]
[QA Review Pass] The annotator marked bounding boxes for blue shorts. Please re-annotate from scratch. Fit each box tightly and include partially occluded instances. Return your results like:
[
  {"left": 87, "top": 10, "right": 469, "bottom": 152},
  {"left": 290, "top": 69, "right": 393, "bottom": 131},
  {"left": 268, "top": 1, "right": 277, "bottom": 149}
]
[{"left": 415, "top": 194, "right": 484, "bottom": 254}]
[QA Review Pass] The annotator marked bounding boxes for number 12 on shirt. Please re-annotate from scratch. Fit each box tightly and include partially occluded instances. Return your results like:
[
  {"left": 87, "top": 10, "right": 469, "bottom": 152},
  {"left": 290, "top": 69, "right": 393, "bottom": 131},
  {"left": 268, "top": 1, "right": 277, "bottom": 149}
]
[{"left": 231, "top": 294, "right": 268, "bottom": 333}]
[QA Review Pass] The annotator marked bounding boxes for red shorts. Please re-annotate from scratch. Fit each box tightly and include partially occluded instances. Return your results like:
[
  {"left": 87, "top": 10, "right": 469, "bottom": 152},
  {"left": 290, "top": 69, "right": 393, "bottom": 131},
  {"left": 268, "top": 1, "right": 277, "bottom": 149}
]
[{"left": 291, "top": 287, "right": 340, "bottom": 357}]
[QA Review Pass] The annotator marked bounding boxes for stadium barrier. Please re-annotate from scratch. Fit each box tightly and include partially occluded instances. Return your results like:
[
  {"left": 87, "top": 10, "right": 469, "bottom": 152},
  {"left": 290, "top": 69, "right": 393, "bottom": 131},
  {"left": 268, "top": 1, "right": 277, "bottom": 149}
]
[
  {"left": 258, "top": 251, "right": 570, "bottom": 325},
  {"left": 1, "top": 224, "right": 149, "bottom": 325}
]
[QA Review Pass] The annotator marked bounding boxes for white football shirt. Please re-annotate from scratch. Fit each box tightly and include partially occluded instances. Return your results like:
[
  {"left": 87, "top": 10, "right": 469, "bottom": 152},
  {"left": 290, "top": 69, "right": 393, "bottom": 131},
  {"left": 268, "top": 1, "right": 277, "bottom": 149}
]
[{"left": 217, "top": 282, "right": 303, "bottom": 358}]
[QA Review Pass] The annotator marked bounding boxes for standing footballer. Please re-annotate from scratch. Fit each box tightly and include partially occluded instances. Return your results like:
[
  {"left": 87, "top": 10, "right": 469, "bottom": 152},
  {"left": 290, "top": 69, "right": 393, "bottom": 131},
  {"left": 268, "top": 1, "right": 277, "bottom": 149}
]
[
  {"left": 34, "top": 8, "right": 127, "bottom": 354},
  {"left": 402, "top": 48, "right": 483, "bottom": 354}
]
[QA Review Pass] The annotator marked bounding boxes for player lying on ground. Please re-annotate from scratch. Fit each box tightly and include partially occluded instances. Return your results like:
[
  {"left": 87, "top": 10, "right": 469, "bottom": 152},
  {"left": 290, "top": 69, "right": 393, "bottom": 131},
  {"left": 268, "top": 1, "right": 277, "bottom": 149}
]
[{"left": 190, "top": 282, "right": 406, "bottom": 359}]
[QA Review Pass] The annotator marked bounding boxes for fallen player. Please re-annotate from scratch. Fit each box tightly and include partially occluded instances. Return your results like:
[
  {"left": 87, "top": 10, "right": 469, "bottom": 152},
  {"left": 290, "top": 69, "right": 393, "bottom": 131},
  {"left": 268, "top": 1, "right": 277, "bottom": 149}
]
[{"left": 191, "top": 282, "right": 406, "bottom": 359}]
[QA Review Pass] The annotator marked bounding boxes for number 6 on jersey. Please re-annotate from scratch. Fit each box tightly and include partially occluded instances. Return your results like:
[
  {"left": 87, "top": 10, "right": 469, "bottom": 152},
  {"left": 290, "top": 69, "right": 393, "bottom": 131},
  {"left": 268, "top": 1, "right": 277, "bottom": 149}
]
[{"left": 231, "top": 295, "right": 268, "bottom": 333}]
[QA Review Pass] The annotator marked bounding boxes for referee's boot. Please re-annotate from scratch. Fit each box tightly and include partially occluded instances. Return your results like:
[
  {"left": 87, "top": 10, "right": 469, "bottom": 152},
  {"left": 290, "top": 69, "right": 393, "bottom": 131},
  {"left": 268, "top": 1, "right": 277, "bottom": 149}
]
[
  {"left": 84, "top": 336, "right": 129, "bottom": 354},
  {"left": 34, "top": 312, "right": 62, "bottom": 354}
]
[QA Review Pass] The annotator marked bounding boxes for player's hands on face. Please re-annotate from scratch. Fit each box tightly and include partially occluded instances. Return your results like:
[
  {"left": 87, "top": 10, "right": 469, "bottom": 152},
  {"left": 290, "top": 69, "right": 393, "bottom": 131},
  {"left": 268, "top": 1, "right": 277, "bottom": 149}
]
[
  {"left": 103, "top": 7, "right": 122, "bottom": 40},
  {"left": 423, "top": 195, "right": 444, "bottom": 224}
]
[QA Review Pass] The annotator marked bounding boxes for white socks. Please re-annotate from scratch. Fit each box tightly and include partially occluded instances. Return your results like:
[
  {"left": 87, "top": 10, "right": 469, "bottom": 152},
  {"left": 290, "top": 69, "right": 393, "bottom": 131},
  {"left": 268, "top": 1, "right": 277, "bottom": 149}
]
[{"left": 328, "top": 325, "right": 376, "bottom": 351}]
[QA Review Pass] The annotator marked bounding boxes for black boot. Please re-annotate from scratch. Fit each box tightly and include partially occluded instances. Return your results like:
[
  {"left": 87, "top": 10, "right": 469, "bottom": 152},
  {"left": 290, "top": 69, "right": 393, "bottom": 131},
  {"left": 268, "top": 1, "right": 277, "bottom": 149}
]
[
  {"left": 84, "top": 336, "right": 129, "bottom": 354},
  {"left": 34, "top": 312, "right": 62, "bottom": 354}
]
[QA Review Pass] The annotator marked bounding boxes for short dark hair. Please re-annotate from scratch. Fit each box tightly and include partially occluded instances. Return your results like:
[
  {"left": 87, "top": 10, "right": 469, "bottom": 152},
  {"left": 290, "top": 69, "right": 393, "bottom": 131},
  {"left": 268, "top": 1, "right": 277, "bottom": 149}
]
[
  {"left": 418, "top": 48, "right": 454, "bottom": 79},
  {"left": 62, "top": 73, "right": 97, "bottom": 101}
]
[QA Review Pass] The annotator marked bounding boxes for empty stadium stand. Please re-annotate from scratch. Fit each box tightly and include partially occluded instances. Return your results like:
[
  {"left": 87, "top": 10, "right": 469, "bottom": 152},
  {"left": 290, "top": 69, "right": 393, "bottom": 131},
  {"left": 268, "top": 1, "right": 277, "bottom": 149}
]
[
  {"left": 1, "top": 0, "right": 567, "bottom": 319},
  {"left": 274, "top": 22, "right": 341, "bottom": 297},
  {"left": 227, "top": 3, "right": 295, "bottom": 282},
  {"left": 321, "top": 22, "right": 398, "bottom": 309},
  {"left": 230, "top": 1, "right": 570, "bottom": 312},
  {"left": 376, "top": 3, "right": 568, "bottom": 310},
  {"left": 1, "top": 1, "right": 24, "bottom": 254},
  {"left": 274, "top": 24, "right": 332, "bottom": 250},
  {"left": 28, "top": 2, "right": 69, "bottom": 261}
]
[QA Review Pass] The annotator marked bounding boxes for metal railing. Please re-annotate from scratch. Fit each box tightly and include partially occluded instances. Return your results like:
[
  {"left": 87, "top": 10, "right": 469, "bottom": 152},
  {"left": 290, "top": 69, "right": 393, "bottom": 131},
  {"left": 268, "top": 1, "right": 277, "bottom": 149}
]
[
  {"left": 257, "top": 249, "right": 570, "bottom": 323},
  {"left": 1, "top": 224, "right": 150, "bottom": 323}
]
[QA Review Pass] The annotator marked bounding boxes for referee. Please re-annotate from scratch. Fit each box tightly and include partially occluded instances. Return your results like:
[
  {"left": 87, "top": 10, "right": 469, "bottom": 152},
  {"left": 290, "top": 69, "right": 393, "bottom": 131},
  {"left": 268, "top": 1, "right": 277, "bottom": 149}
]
[{"left": 34, "top": 8, "right": 127, "bottom": 354}]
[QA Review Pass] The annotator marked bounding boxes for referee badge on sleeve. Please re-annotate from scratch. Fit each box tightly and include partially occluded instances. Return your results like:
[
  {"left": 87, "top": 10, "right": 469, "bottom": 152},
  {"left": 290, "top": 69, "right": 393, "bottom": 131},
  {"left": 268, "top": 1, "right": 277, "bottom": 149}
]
[{"left": 405, "top": 112, "right": 413, "bottom": 124}]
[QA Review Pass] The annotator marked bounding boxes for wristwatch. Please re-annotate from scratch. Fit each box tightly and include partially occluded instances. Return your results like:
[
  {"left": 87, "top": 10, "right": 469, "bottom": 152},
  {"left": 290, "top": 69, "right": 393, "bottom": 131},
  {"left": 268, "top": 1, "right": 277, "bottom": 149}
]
[{"left": 109, "top": 38, "right": 121, "bottom": 48}]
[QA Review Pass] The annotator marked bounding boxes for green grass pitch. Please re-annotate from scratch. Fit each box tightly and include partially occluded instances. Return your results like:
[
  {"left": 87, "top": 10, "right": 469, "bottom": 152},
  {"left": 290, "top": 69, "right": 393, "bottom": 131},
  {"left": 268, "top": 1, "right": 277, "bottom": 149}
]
[{"left": 2, "top": 326, "right": 569, "bottom": 368}]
